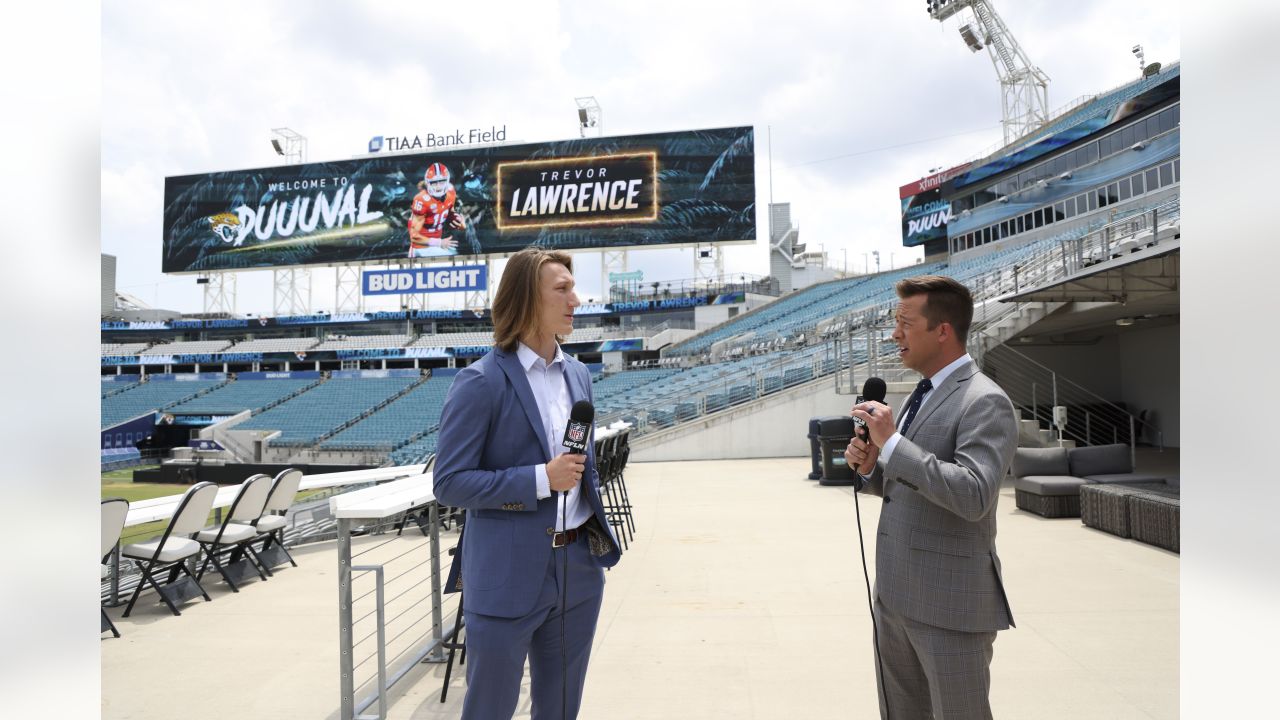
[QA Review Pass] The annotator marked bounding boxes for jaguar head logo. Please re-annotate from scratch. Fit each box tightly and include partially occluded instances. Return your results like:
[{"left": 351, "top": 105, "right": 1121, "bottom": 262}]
[{"left": 208, "top": 213, "right": 242, "bottom": 245}]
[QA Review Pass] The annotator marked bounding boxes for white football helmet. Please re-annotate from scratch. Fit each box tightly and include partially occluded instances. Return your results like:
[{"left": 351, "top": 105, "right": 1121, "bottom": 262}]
[{"left": 424, "top": 162, "right": 450, "bottom": 199}]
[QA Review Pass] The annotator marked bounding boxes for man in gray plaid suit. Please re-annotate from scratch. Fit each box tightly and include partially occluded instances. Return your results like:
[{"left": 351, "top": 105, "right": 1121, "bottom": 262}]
[{"left": 846, "top": 275, "right": 1018, "bottom": 720}]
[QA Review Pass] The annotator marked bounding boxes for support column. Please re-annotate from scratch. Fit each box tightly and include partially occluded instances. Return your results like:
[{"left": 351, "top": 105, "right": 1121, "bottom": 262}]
[
  {"left": 334, "top": 265, "right": 363, "bottom": 314},
  {"left": 202, "top": 271, "right": 237, "bottom": 316}
]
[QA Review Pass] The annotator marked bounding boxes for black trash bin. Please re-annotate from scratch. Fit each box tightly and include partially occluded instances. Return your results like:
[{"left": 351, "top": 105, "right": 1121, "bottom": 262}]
[
  {"left": 807, "top": 415, "right": 843, "bottom": 480},
  {"left": 818, "top": 416, "right": 857, "bottom": 486}
]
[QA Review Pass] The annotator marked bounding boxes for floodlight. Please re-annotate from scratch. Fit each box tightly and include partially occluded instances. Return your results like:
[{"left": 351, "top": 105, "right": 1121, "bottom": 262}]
[{"left": 959, "top": 24, "right": 984, "bottom": 52}]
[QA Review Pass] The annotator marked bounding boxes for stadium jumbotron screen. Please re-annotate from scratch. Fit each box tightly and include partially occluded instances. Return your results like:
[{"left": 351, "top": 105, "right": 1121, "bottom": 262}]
[{"left": 162, "top": 126, "right": 756, "bottom": 273}]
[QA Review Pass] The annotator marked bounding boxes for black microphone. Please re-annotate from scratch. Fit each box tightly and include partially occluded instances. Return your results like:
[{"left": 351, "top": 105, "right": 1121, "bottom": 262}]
[
  {"left": 562, "top": 400, "right": 594, "bottom": 454},
  {"left": 557, "top": 399, "right": 594, "bottom": 720},
  {"left": 852, "top": 377, "right": 887, "bottom": 443}
]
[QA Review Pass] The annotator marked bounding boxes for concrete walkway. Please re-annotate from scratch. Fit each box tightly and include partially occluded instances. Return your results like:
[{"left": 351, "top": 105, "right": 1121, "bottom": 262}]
[{"left": 102, "top": 457, "right": 1178, "bottom": 719}]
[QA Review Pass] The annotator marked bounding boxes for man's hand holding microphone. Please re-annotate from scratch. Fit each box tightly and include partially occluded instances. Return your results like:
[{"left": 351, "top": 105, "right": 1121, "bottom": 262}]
[
  {"left": 844, "top": 377, "right": 895, "bottom": 476},
  {"left": 547, "top": 453, "right": 586, "bottom": 492}
]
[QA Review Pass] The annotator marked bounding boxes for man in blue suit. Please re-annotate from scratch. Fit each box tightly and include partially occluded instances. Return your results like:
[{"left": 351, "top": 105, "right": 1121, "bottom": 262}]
[{"left": 434, "top": 246, "right": 621, "bottom": 720}]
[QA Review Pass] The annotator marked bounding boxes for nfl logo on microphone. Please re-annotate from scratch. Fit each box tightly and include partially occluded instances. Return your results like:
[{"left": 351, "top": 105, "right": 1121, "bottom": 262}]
[{"left": 568, "top": 424, "right": 586, "bottom": 443}]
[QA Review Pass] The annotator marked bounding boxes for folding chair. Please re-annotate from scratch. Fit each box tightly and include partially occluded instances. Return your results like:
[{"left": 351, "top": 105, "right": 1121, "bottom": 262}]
[
  {"left": 253, "top": 468, "right": 303, "bottom": 571},
  {"left": 101, "top": 497, "right": 129, "bottom": 637},
  {"left": 613, "top": 429, "right": 637, "bottom": 539},
  {"left": 121, "top": 482, "right": 217, "bottom": 617},
  {"left": 440, "top": 531, "right": 466, "bottom": 703},
  {"left": 195, "top": 474, "right": 272, "bottom": 591},
  {"left": 597, "top": 434, "right": 629, "bottom": 550}
]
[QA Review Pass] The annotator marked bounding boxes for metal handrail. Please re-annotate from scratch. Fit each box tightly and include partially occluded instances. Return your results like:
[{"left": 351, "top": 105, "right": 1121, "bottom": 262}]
[{"left": 983, "top": 344, "right": 1163, "bottom": 460}]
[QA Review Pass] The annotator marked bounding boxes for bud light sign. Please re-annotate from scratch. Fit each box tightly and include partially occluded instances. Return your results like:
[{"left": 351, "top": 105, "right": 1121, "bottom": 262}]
[{"left": 363, "top": 265, "right": 487, "bottom": 295}]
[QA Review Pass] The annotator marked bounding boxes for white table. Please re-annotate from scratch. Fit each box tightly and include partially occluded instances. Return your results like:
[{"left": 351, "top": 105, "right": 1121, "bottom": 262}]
[{"left": 123, "top": 464, "right": 428, "bottom": 527}]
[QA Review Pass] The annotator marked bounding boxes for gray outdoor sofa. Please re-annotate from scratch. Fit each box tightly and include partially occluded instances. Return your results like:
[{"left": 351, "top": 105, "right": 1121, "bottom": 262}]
[
  {"left": 1012, "top": 443, "right": 1169, "bottom": 518},
  {"left": 1012, "top": 443, "right": 1180, "bottom": 552}
]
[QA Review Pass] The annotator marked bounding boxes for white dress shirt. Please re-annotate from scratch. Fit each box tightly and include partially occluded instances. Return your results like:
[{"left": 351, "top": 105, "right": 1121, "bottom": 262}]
[
  {"left": 518, "top": 342, "right": 592, "bottom": 531},
  {"left": 880, "top": 353, "right": 974, "bottom": 464}
]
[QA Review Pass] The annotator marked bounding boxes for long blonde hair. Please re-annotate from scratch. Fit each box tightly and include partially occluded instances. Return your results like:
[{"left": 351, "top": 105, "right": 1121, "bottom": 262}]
[{"left": 492, "top": 247, "right": 574, "bottom": 353}]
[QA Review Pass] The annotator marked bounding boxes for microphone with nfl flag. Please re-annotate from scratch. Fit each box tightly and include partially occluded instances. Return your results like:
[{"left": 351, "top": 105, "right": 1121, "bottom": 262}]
[
  {"left": 562, "top": 401, "right": 593, "bottom": 454},
  {"left": 558, "top": 400, "right": 593, "bottom": 720}
]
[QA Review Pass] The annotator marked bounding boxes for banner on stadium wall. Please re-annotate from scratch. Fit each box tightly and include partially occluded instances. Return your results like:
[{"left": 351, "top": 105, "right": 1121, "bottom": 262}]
[
  {"left": 235, "top": 371, "right": 322, "bottom": 380},
  {"left": 147, "top": 372, "right": 227, "bottom": 381},
  {"left": 598, "top": 338, "right": 644, "bottom": 352},
  {"left": 362, "top": 265, "right": 487, "bottom": 296},
  {"left": 330, "top": 368, "right": 423, "bottom": 379},
  {"left": 160, "top": 414, "right": 235, "bottom": 426},
  {"left": 162, "top": 126, "right": 756, "bottom": 273}
]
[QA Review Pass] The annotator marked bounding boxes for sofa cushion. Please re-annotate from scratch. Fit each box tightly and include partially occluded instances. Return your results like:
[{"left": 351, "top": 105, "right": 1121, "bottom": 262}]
[
  {"left": 1013, "top": 447, "right": 1069, "bottom": 478},
  {"left": 1084, "top": 472, "right": 1168, "bottom": 485},
  {"left": 1014, "top": 475, "right": 1087, "bottom": 496},
  {"left": 1069, "top": 443, "right": 1131, "bottom": 477}
]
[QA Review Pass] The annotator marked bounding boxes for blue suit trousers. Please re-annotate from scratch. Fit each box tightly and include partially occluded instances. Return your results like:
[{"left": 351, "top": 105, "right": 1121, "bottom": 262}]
[{"left": 460, "top": 536, "right": 605, "bottom": 720}]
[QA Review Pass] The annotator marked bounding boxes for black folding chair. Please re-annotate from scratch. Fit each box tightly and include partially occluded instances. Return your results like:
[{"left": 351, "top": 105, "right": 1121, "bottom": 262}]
[
  {"left": 101, "top": 498, "right": 129, "bottom": 636},
  {"left": 195, "top": 474, "right": 272, "bottom": 591},
  {"left": 252, "top": 468, "right": 303, "bottom": 571},
  {"left": 121, "top": 482, "right": 218, "bottom": 617},
  {"left": 440, "top": 527, "right": 467, "bottom": 703}
]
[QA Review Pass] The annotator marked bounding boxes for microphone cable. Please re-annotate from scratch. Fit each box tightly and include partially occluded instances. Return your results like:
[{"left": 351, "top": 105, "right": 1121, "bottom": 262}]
[
  {"left": 853, "top": 476, "right": 891, "bottom": 720},
  {"left": 559, "top": 486, "right": 569, "bottom": 720}
]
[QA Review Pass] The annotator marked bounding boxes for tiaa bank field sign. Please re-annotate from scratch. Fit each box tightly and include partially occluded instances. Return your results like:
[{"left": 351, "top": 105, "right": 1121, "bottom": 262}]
[{"left": 363, "top": 265, "right": 487, "bottom": 295}]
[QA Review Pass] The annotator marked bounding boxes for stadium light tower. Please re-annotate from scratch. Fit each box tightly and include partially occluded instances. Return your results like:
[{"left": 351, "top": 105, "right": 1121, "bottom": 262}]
[
  {"left": 1132, "top": 44, "right": 1146, "bottom": 73},
  {"left": 270, "top": 127, "right": 307, "bottom": 164},
  {"left": 575, "top": 97, "right": 603, "bottom": 138},
  {"left": 927, "top": 0, "right": 1051, "bottom": 146},
  {"left": 577, "top": 96, "right": 631, "bottom": 288},
  {"left": 270, "top": 128, "right": 312, "bottom": 316}
]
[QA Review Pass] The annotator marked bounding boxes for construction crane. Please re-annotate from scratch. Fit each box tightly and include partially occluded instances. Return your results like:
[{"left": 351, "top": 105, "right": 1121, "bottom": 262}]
[{"left": 926, "top": 0, "right": 1050, "bottom": 146}]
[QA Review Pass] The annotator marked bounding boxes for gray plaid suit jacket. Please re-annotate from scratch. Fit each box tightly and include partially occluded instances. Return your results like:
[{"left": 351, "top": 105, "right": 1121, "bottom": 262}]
[{"left": 861, "top": 360, "right": 1018, "bottom": 633}]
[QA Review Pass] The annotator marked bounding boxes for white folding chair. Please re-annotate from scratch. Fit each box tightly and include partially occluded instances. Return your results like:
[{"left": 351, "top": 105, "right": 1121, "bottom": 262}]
[
  {"left": 121, "top": 482, "right": 217, "bottom": 617},
  {"left": 253, "top": 468, "right": 303, "bottom": 571},
  {"left": 195, "top": 474, "right": 272, "bottom": 591},
  {"left": 101, "top": 497, "right": 130, "bottom": 637}
]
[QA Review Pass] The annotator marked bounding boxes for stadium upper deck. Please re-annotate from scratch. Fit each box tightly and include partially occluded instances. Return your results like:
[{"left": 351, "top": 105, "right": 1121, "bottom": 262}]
[{"left": 902, "top": 63, "right": 1179, "bottom": 260}]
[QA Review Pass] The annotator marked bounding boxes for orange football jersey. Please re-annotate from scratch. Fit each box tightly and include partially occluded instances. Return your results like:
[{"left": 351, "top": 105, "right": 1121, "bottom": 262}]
[{"left": 409, "top": 188, "right": 458, "bottom": 248}]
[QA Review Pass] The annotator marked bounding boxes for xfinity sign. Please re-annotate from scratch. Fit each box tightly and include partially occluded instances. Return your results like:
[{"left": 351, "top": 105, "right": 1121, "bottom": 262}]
[
  {"left": 363, "top": 266, "right": 488, "bottom": 295},
  {"left": 367, "top": 125, "right": 508, "bottom": 154}
]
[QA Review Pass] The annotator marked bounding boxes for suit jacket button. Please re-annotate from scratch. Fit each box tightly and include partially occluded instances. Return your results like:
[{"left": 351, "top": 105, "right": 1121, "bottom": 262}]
[
  {"left": 546, "top": 527, "right": 554, "bottom": 535},
  {"left": 883, "top": 496, "right": 892, "bottom": 504}
]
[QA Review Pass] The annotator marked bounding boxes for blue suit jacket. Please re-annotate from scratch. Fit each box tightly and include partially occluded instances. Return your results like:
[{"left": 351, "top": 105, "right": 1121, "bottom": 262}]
[{"left": 433, "top": 346, "right": 621, "bottom": 618}]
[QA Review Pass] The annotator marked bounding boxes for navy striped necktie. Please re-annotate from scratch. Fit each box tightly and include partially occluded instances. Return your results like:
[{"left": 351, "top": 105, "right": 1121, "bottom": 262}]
[{"left": 899, "top": 378, "right": 934, "bottom": 435}]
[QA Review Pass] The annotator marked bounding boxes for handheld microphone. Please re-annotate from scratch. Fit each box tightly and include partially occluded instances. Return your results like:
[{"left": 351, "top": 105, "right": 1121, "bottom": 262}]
[
  {"left": 852, "top": 377, "right": 886, "bottom": 443},
  {"left": 562, "top": 400, "right": 594, "bottom": 454},
  {"left": 557, "top": 399, "right": 593, "bottom": 720},
  {"left": 849, "top": 376, "right": 892, "bottom": 718}
]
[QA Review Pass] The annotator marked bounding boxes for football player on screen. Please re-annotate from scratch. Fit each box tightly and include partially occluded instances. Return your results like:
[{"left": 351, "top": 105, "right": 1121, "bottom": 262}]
[{"left": 408, "top": 162, "right": 467, "bottom": 257}]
